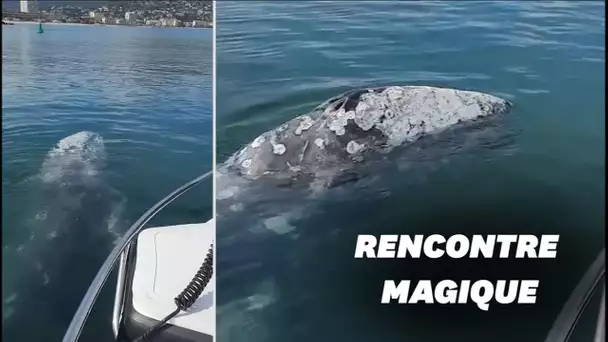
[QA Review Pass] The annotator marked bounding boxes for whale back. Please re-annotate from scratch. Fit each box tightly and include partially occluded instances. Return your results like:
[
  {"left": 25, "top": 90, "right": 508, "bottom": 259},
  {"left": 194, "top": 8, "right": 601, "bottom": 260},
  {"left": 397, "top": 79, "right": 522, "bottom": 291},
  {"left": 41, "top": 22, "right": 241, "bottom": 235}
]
[{"left": 222, "top": 86, "right": 512, "bottom": 182}]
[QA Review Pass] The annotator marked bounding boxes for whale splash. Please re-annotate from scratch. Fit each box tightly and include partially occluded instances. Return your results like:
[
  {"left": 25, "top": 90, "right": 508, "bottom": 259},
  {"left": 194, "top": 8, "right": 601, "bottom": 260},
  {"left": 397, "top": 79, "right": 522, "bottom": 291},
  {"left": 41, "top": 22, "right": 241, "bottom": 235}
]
[{"left": 39, "top": 131, "right": 106, "bottom": 184}]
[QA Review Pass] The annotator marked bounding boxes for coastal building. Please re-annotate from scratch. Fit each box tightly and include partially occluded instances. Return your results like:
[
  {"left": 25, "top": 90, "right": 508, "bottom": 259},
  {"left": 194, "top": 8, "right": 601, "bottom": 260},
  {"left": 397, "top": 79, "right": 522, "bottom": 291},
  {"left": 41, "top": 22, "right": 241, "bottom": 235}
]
[
  {"left": 115, "top": 18, "right": 126, "bottom": 25},
  {"left": 20, "top": 0, "right": 37, "bottom": 13},
  {"left": 192, "top": 20, "right": 205, "bottom": 28},
  {"left": 89, "top": 11, "right": 102, "bottom": 22},
  {"left": 125, "top": 12, "right": 141, "bottom": 24},
  {"left": 46, "top": 12, "right": 66, "bottom": 21},
  {"left": 10, "top": 1, "right": 212, "bottom": 27},
  {"left": 145, "top": 19, "right": 161, "bottom": 26},
  {"left": 160, "top": 18, "right": 180, "bottom": 27}
]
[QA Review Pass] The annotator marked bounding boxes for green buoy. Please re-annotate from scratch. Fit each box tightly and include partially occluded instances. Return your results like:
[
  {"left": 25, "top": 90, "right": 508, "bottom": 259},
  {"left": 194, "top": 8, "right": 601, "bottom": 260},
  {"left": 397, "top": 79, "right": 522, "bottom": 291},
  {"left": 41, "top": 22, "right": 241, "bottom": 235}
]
[{"left": 36, "top": 22, "right": 44, "bottom": 34}]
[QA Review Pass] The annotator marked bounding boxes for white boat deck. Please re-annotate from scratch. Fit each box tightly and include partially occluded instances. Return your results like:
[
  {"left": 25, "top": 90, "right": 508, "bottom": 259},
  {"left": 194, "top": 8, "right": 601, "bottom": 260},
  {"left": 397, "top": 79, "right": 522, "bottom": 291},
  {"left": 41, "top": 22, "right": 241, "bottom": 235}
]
[{"left": 131, "top": 220, "right": 215, "bottom": 337}]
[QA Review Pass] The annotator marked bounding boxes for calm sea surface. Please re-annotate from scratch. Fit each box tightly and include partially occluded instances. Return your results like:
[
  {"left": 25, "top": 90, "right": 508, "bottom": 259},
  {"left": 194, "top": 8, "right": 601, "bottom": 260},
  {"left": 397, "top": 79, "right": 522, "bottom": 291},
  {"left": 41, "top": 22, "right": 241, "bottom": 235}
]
[
  {"left": 216, "top": 2, "right": 605, "bottom": 342},
  {"left": 2, "top": 24, "right": 212, "bottom": 341}
]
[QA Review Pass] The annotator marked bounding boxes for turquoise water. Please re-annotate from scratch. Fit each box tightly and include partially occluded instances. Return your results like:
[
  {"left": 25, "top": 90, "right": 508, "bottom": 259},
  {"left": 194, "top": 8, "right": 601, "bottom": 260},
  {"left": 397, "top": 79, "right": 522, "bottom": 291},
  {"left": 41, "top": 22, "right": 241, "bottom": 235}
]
[
  {"left": 216, "top": 2, "right": 605, "bottom": 342},
  {"left": 2, "top": 24, "right": 212, "bottom": 341}
]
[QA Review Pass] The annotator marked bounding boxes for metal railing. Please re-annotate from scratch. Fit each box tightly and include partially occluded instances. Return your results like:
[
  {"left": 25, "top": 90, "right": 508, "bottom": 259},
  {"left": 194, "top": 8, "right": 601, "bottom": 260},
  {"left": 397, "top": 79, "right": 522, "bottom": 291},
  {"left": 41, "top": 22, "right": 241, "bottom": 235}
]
[
  {"left": 111, "top": 243, "right": 131, "bottom": 337},
  {"left": 545, "top": 248, "right": 605, "bottom": 342},
  {"left": 594, "top": 287, "right": 605, "bottom": 342},
  {"left": 63, "top": 172, "right": 603, "bottom": 342},
  {"left": 62, "top": 170, "right": 213, "bottom": 342}
]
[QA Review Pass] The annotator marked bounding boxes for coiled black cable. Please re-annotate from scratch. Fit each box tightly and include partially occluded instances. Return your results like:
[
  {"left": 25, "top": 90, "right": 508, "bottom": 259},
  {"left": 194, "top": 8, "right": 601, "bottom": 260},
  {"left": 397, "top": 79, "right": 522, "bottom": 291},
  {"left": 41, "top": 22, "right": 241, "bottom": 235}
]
[{"left": 132, "top": 243, "right": 214, "bottom": 342}]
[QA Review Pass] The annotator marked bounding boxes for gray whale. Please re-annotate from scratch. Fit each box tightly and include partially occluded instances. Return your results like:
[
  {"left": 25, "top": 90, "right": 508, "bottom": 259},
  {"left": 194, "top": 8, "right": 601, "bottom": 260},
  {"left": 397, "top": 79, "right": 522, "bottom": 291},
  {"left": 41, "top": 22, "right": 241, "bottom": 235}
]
[
  {"left": 215, "top": 87, "right": 515, "bottom": 339},
  {"left": 3, "top": 132, "right": 125, "bottom": 340},
  {"left": 217, "top": 85, "right": 512, "bottom": 210}
]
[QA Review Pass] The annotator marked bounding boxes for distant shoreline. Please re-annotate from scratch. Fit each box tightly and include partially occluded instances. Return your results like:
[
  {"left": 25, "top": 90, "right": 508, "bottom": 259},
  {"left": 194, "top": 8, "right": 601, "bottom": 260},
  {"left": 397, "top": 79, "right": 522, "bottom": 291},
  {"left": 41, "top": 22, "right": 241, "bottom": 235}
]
[{"left": 2, "top": 20, "right": 211, "bottom": 29}]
